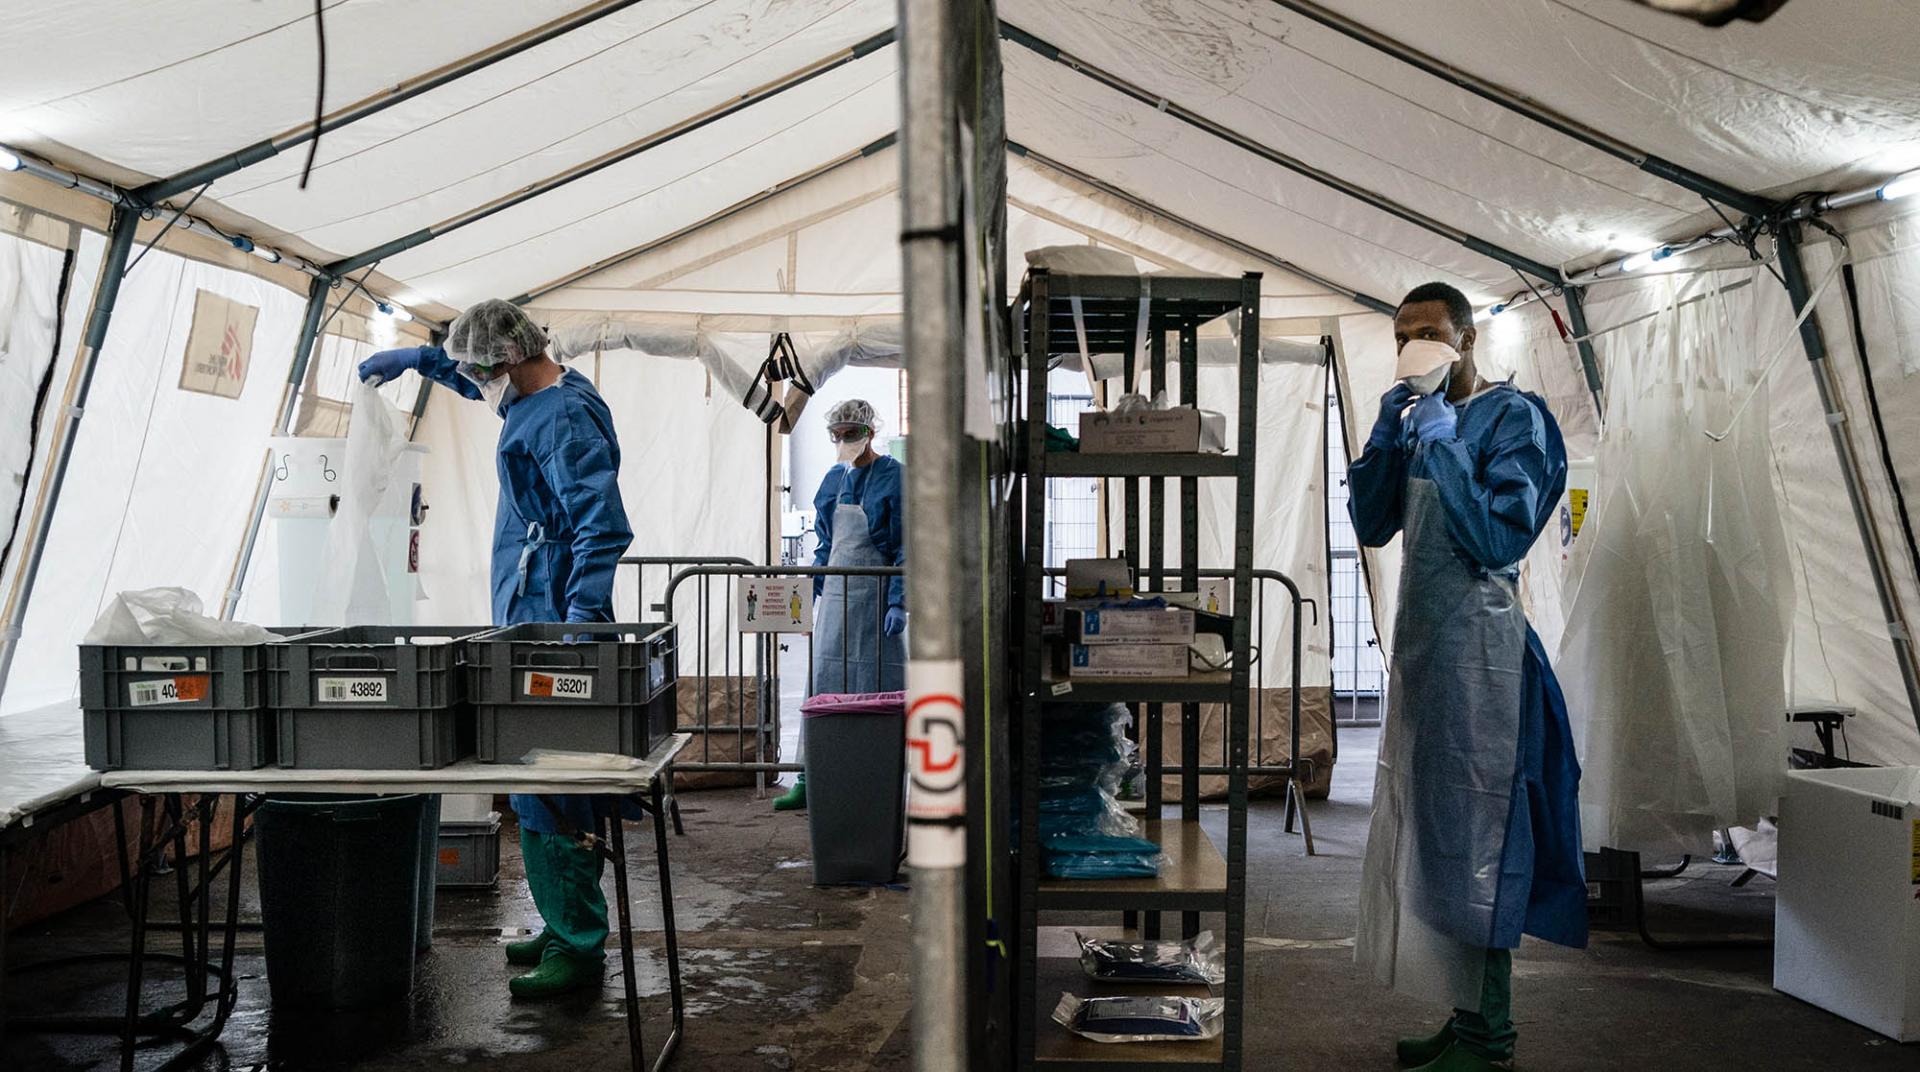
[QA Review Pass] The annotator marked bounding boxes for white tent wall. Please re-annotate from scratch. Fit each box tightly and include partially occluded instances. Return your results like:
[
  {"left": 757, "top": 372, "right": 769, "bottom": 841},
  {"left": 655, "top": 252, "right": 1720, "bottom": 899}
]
[
  {"left": 1332, "top": 311, "right": 1402, "bottom": 660},
  {"left": 1, "top": 245, "right": 309, "bottom": 715}
]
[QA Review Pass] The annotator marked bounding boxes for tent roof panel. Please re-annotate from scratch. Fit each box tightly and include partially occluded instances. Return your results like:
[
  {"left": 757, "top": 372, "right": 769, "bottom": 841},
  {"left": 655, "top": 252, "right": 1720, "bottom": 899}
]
[
  {"left": 0, "top": 0, "right": 590, "bottom": 175},
  {"left": 1006, "top": 48, "right": 1515, "bottom": 304},
  {"left": 381, "top": 52, "right": 898, "bottom": 308}
]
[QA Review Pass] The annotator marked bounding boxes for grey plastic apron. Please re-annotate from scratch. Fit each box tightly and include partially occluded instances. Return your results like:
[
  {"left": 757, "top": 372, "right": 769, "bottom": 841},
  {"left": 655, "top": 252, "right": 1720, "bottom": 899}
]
[
  {"left": 1354, "top": 476, "right": 1528, "bottom": 1010},
  {"left": 811, "top": 500, "right": 906, "bottom": 695}
]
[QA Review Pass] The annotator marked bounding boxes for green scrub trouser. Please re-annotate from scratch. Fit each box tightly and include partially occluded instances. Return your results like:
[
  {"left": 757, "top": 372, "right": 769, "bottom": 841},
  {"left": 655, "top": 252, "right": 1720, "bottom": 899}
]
[
  {"left": 520, "top": 828, "right": 609, "bottom": 961},
  {"left": 1451, "top": 947, "right": 1516, "bottom": 1062}
]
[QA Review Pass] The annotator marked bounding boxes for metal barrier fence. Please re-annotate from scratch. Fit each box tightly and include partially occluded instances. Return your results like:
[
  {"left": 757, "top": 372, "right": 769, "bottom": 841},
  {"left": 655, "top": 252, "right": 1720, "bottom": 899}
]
[
  {"left": 624, "top": 558, "right": 904, "bottom": 788},
  {"left": 628, "top": 557, "right": 1314, "bottom": 803}
]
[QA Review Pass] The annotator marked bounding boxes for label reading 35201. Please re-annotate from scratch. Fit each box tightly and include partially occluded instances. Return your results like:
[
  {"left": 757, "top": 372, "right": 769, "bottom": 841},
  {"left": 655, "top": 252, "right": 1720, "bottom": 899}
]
[{"left": 525, "top": 671, "right": 594, "bottom": 700}]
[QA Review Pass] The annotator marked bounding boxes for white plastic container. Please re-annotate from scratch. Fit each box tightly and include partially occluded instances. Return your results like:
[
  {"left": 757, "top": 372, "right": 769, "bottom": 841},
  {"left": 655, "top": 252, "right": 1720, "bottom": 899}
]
[{"left": 1774, "top": 766, "right": 1920, "bottom": 1042}]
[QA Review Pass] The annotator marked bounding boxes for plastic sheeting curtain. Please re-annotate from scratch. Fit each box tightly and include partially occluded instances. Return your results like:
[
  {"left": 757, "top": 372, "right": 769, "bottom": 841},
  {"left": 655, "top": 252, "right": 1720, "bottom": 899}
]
[
  {"left": 0, "top": 228, "right": 72, "bottom": 598},
  {"left": 1559, "top": 269, "right": 1792, "bottom": 857}
]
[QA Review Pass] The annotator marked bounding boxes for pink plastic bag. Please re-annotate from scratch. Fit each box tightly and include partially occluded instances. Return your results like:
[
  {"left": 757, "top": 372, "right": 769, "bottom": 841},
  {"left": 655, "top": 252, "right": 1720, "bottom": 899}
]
[{"left": 800, "top": 691, "right": 907, "bottom": 718}]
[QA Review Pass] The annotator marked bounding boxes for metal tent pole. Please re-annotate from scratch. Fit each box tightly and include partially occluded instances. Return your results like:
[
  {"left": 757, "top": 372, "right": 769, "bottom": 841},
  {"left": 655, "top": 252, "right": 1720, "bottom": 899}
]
[
  {"left": 899, "top": 0, "right": 965, "bottom": 1067},
  {"left": 1776, "top": 232, "right": 1920, "bottom": 738},
  {"left": 1559, "top": 286, "right": 1606, "bottom": 416},
  {"left": 0, "top": 207, "right": 142, "bottom": 699},
  {"left": 136, "top": 0, "right": 653, "bottom": 202}
]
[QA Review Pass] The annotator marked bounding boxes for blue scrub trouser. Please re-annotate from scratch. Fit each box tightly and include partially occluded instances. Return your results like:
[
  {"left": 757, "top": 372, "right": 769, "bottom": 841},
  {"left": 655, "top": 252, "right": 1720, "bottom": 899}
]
[{"left": 1451, "top": 947, "right": 1516, "bottom": 1061}]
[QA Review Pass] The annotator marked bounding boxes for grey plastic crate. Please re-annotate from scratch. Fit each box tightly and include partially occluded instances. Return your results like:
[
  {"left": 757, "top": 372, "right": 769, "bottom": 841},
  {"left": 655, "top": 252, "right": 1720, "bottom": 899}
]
[
  {"left": 80, "top": 634, "right": 295, "bottom": 771},
  {"left": 436, "top": 813, "right": 502, "bottom": 889},
  {"left": 468, "top": 623, "right": 677, "bottom": 764},
  {"left": 270, "top": 626, "right": 488, "bottom": 770}
]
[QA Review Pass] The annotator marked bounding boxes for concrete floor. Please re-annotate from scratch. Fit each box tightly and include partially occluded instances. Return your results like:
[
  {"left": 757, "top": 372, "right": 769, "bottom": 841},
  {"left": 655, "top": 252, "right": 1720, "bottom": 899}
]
[{"left": 5, "top": 729, "right": 1913, "bottom": 1070}]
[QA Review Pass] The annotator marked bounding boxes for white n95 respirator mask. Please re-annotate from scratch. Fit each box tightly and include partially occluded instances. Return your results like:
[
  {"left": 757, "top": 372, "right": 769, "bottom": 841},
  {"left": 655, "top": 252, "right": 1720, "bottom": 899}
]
[{"left": 1395, "top": 339, "right": 1460, "bottom": 397}]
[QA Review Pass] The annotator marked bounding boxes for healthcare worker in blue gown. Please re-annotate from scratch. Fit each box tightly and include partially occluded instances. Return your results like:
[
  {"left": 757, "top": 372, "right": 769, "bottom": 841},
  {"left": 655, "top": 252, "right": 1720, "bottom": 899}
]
[
  {"left": 771, "top": 398, "right": 906, "bottom": 811},
  {"left": 359, "top": 299, "right": 633, "bottom": 1000},
  {"left": 1348, "top": 282, "right": 1586, "bottom": 1072}
]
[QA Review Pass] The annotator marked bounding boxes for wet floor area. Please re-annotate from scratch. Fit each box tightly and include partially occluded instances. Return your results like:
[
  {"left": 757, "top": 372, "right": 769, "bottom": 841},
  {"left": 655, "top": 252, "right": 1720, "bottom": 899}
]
[{"left": 6, "top": 731, "right": 1915, "bottom": 1070}]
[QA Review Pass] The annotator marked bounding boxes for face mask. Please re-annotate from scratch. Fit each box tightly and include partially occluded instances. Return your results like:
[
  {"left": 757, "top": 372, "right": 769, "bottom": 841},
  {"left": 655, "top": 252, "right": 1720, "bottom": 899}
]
[
  {"left": 1401, "top": 364, "right": 1451, "bottom": 397},
  {"left": 835, "top": 436, "right": 871, "bottom": 464},
  {"left": 480, "top": 375, "right": 520, "bottom": 415}
]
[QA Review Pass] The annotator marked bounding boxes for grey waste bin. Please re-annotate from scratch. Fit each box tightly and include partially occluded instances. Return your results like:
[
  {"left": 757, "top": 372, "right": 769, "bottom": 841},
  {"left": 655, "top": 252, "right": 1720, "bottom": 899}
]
[{"left": 803, "top": 692, "right": 907, "bottom": 885}]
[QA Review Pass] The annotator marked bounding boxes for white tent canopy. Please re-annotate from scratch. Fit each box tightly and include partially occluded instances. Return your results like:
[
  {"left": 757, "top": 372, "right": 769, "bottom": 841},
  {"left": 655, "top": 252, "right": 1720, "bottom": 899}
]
[{"left": 3, "top": 1, "right": 1920, "bottom": 852}]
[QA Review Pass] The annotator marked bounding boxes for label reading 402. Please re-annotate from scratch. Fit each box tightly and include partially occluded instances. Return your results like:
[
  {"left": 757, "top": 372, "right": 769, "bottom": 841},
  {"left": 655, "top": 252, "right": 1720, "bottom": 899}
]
[
  {"left": 318, "top": 677, "right": 389, "bottom": 703},
  {"left": 525, "top": 671, "right": 594, "bottom": 700}
]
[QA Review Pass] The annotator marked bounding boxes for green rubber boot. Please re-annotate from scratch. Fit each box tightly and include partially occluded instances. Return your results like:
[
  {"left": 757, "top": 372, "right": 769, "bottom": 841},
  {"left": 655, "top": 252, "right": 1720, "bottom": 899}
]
[
  {"left": 772, "top": 776, "right": 807, "bottom": 811},
  {"left": 1397, "top": 1020, "right": 1456, "bottom": 1067},
  {"left": 508, "top": 953, "right": 603, "bottom": 999},
  {"left": 1408, "top": 1043, "right": 1512, "bottom": 1072},
  {"left": 504, "top": 929, "right": 552, "bottom": 967}
]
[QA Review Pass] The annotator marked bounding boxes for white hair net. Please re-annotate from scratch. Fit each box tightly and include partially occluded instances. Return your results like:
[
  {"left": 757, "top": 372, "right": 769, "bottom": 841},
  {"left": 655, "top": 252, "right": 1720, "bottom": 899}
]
[
  {"left": 446, "top": 298, "right": 549, "bottom": 370},
  {"left": 825, "top": 398, "right": 878, "bottom": 430}
]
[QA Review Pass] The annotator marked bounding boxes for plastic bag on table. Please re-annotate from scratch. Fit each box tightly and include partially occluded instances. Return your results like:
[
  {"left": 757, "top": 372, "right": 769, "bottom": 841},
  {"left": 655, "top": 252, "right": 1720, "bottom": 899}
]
[
  {"left": 1043, "top": 834, "right": 1164, "bottom": 879},
  {"left": 1077, "top": 930, "right": 1226, "bottom": 986},
  {"left": 1052, "top": 994, "right": 1224, "bottom": 1043},
  {"left": 83, "top": 588, "right": 275, "bottom": 645}
]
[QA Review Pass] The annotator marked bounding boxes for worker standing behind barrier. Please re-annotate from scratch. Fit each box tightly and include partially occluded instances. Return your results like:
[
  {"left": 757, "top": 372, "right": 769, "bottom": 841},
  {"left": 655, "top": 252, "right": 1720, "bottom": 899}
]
[
  {"left": 1347, "top": 282, "right": 1586, "bottom": 1072},
  {"left": 772, "top": 399, "right": 906, "bottom": 812},
  {"left": 358, "top": 299, "right": 634, "bottom": 1000}
]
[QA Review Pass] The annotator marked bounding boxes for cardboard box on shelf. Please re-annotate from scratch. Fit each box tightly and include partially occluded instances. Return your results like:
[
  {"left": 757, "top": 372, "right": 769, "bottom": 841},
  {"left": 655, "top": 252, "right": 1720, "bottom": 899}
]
[
  {"left": 1064, "top": 558, "right": 1134, "bottom": 599},
  {"left": 1066, "top": 642, "right": 1191, "bottom": 679},
  {"left": 1066, "top": 607, "right": 1196, "bottom": 646},
  {"left": 1078, "top": 408, "right": 1227, "bottom": 454}
]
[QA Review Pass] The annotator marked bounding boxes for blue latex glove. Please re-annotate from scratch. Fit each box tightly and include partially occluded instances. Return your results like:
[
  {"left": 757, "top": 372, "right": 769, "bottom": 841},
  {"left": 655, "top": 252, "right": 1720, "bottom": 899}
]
[
  {"left": 357, "top": 344, "right": 442, "bottom": 384},
  {"left": 1408, "top": 393, "right": 1458, "bottom": 443},
  {"left": 1366, "top": 382, "right": 1419, "bottom": 451},
  {"left": 884, "top": 606, "right": 908, "bottom": 636}
]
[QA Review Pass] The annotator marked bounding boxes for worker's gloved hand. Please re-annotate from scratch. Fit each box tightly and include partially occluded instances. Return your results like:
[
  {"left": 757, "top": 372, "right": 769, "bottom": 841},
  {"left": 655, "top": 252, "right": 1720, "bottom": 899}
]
[
  {"left": 357, "top": 345, "right": 437, "bottom": 384},
  {"left": 1408, "top": 393, "right": 1458, "bottom": 443},
  {"left": 884, "top": 606, "right": 908, "bottom": 637},
  {"left": 1367, "top": 382, "right": 1419, "bottom": 451}
]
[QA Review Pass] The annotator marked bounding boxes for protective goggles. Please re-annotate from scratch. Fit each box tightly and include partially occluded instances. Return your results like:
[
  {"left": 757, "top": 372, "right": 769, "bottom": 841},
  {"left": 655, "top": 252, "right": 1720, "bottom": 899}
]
[{"left": 827, "top": 424, "right": 872, "bottom": 443}]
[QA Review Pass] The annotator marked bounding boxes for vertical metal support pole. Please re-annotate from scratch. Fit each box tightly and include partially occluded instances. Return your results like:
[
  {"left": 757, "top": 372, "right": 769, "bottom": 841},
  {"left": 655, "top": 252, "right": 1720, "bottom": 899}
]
[
  {"left": 1559, "top": 287, "right": 1606, "bottom": 420},
  {"left": 1145, "top": 323, "right": 1167, "bottom": 941},
  {"left": 899, "top": 0, "right": 966, "bottom": 1066},
  {"left": 1776, "top": 232, "right": 1920, "bottom": 738},
  {"left": 1017, "top": 275, "right": 1051, "bottom": 1063},
  {"left": 1226, "top": 274, "right": 1260, "bottom": 1069},
  {"left": 0, "top": 206, "right": 141, "bottom": 700},
  {"left": 1177, "top": 322, "right": 1201, "bottom": 941},
  {"left": 218, "top": 275, "right": 331, "bottom": 619}
]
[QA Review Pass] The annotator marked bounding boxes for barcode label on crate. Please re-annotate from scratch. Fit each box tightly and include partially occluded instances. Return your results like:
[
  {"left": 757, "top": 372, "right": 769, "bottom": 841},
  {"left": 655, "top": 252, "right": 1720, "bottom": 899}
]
[
  {"left": 318, "top": 677, "right": 389, "bottom": 703},
  {"left": 524, "top": 671, "right": 594, "bottom": 700},
  {"left": 127, "top": 675, "right": 209, "bottom": 707}
]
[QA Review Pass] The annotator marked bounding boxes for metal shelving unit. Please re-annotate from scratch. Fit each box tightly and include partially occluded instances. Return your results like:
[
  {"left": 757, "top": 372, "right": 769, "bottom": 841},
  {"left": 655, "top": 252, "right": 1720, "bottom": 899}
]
[{"left": 1012, "top": 269, "right": 1259, "bottom": 1070}]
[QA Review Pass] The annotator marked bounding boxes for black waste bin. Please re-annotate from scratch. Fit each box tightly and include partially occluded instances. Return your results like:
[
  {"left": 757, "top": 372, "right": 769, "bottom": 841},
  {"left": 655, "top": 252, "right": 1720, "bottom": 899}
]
[
  {"left": 415, "top": 794, "right": 440, "bottom": 952},
  {"left": 803, "top": 691, "right": 907, "bottom": 885},
  {"left": 257, "top": 794, "right": 426, "bottom": 1011}
]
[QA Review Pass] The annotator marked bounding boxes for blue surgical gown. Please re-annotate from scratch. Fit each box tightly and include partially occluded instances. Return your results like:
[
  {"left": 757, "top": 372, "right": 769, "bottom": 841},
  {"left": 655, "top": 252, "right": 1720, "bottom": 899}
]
[
  {"left": 421, "top": 354, "right": 635, "bottom": 835},
  {"left": 1349, "top": 382, "right": 1587, "bottom": 950},
  {"left": 812, "top": 454, "right": 906, "bottom": 609}
]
